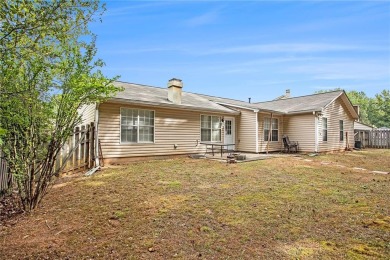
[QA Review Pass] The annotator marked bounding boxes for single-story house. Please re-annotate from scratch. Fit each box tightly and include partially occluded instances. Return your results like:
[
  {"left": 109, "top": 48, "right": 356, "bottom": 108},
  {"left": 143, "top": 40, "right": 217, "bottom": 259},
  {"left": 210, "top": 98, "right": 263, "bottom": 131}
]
[{"left": 78, "top": 79, "right": 359, "bottom": 163}]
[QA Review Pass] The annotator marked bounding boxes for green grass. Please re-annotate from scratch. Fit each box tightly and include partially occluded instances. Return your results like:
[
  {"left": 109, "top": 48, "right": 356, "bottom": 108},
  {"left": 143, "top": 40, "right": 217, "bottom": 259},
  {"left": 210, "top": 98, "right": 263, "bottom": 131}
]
[{"left": 0, "top": 149, "right": 389, "bottom": 259}]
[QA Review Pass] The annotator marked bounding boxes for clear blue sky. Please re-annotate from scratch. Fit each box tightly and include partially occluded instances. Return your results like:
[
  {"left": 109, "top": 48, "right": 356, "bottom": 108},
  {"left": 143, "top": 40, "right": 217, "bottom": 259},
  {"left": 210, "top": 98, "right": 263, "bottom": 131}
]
[{"left": 91, "top": 0, "right": 390, "bottom": 102}]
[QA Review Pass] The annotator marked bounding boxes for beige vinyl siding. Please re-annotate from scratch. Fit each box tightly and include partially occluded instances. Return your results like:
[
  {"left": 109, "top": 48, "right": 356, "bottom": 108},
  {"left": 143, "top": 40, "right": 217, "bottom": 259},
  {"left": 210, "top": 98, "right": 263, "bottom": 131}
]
[
  {"left": 98, "top": 102, "right": 228, "bottom": 158},
  {"left": 258, "top": 113, "right": 284, "bottom": 152},
  {"left": 77, "top": 103, "right": 96, "bottom": 125},
  {"left": 318, "top": 98, "right": 355, "bottom": 152},
  {"left": 234, "top": 109, "right": 257, "bottom": 153},
  {"left": 283, "top": 114, "right": 316, "bottom": 152}
]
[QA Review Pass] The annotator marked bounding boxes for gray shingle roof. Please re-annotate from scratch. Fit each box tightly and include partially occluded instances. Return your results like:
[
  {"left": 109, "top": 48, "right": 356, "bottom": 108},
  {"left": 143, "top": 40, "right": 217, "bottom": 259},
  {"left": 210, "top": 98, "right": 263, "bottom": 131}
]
[
  {"left": 110, "top": 81, "right": 351, "bottom": 116},
  {"left": 254, "top": 91, "right": 343, "bottom": 114},
  {"left": 199, "top": 91, "right": 345, "bottom": 114},
  {"left": 111, "top": 81, "right": 239, "bottom": 114},
  {"left": 197, "top": 94, "right": 259, "bottom": 111}
]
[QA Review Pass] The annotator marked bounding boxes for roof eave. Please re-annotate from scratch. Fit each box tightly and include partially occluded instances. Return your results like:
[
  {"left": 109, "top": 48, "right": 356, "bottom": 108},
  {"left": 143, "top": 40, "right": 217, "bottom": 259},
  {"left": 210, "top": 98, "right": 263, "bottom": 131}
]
[
  {"left": 285, "top": 109, "right": 322, "bottom": 115},
  {"left": 107, "top": 98, "right": 240, "bottom": 115},
  {"left": 215, "top": 102, "right": 260, "bottom": 112}
]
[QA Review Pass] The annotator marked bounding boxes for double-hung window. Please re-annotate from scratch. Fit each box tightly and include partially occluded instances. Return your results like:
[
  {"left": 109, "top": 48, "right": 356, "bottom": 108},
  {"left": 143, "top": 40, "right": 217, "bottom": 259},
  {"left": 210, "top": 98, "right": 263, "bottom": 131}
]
[
  {"left": 339, "top": 120, "right": 344, "bottom": 141},
  {"left": 121, "top": 108, "right": 154, "bottom": 143},
  {"left": 264, "top": 117, "right": 279, "bottom": 141},
  {"left": 322, "top": 117, "right": 328, "bottom": 142},
  {"left": 201, "top": 115, "right": 221, "bottom": 142}
]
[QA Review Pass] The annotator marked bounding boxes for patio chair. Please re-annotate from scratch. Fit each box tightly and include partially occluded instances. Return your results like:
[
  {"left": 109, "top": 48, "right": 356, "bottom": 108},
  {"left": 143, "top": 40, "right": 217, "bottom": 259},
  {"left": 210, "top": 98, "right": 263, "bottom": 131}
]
[{"left": 282, "top": 135, "right": 299, "bottom": 153}]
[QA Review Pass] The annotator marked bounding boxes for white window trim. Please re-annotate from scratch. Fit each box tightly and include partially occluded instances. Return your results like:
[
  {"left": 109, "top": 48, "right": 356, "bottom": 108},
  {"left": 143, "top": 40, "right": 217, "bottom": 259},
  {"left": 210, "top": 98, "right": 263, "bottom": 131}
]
[
  {"left": 120, "top": 107, "right": 156, "bottom": 144},
  {"left": 200, "top": 114, "right": 222, "bottom": 142},
  {"left": 264, "top": 117, "right": 279, "bottom": 142},
  {"left": 339, "top": 120, "right": 344, "bottom": 142}
]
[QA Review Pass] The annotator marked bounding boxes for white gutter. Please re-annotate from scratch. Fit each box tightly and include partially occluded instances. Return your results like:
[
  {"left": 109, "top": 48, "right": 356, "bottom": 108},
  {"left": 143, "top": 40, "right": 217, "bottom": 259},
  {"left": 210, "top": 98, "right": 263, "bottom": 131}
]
[
  {"left": 215, "top": 101, "right": 259, "bottom": 113},
  {"left": 94, "top": 103, "right": 100, "bottom": 167},
  {"left": 286, "top": 109, "right": 322, "bottom": 115},
  {"left": 255, "top": 111, "right": 259, "bottom": 153}
]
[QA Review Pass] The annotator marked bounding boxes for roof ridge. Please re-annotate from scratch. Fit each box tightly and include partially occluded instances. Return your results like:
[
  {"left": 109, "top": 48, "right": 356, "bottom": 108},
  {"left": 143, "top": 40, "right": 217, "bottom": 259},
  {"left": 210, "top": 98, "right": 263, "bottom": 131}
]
[
  {"left": 115, "top": 80, "right": 166, "bottom": 90},
  {"left": 191, "top": 93, "right": 251, "bottom": 103}
]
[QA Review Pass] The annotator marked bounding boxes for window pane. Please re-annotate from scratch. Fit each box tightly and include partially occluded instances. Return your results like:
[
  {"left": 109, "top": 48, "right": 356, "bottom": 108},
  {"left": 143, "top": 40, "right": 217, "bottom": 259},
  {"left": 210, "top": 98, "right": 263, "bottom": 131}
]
[
  {"left": 272, "top": 118, "right": 278, "bottom": 129},
  {"left": 201, "top": 129, "right": 211, "bottom": 141},
  {"left": 322, "top": 117, "right": 328, "bottom": 142},
  {"left": 264, "top": 118, "right": 270, "bottom": 130},
  {"left": 139, "top": 126, "right": 154, "bottom": 142},
  {"left": 323, "top": 130, "right": 328, "bottom": 142},
  {"left": 211, "top": 116, "right": 220, "bottom": 129},
  {"left": 201, "top": 115, "right": 211, "bottom": 128},
  {"left": 121, "top": 126, "right": 137, "bottom": 143},
  {"left": 149, "top": 111, "right": 154, "bottom": 126},
  {"left": 272, "top": 130, "right": 278, "bottom": 141},
  {"left": 121, "top": 116, "right": 127, "bottom": 125},
  {"left": 212, "top": 129, "right": 221, "bottom": 142},
  {"left": 225, "top": 120, "right": 232, "bottom": 135},
  {"left": 264, "top": 130, "right": 269, "bottom": 141},
  {"left": 322, "top": 118, "right": 327, "bottom": 129},
  {"left": 139, "top": 110, "right": 145, "bottom": 126}
]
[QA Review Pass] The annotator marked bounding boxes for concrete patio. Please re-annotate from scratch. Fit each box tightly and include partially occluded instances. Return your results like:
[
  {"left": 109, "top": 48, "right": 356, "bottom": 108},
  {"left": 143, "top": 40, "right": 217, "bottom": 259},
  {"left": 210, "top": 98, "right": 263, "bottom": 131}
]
[{"left": 191, "top": 152, "right": 300, "bottom": 163}]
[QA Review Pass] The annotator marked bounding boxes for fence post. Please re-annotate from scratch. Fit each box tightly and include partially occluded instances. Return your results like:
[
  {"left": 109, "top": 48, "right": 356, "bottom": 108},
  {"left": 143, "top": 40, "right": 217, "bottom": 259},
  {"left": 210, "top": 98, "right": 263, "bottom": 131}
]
[
  {"left": 74, "top": 127, "right": 80, "bottom": 170},
  {"left": 85, "top": 124, "right": 90, "bottom": 170},
  {"left": 90, "top": 122, "right": 95, "bottom": 169},
  {"left": 80, "top": 125, "right": 85, "bottom": 169},
  {"left": 0, "top": 149, "right": 11, "bottom": 194}
]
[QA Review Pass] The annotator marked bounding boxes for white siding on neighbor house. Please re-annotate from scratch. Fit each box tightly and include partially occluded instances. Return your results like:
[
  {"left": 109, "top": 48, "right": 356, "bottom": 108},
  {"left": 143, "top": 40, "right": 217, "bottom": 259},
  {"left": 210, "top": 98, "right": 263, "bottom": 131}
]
[
  {"left": 318, "top": 98, "right": 355, "bottom": 152},
  {"left": 283, "top": 114, "right": 316, "bottom": 152},
  {"left": 98, "top": 102, "right": 230, "bottom": 158},
  {"left": 258, "top": 113, "right": 284, "bottom": 152},
  {"left": 77, "top": 103, "right": 96, "bottom": 125}
]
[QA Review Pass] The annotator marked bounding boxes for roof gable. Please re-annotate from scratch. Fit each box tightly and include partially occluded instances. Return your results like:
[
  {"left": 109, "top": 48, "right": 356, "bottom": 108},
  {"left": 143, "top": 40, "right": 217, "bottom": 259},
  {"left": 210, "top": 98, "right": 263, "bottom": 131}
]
[{"left": 254, "top": 91, "right": 344, "bottom": 114}]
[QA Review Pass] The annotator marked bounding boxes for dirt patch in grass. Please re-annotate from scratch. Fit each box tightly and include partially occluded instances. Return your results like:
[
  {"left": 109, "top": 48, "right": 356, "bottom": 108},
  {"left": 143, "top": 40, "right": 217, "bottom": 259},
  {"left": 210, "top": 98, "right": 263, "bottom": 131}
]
[
  {"left": 310, "top": 149, "right": 390, "bottom": 172},
  {"left": 1, "top": 150, "right": 389, "bottom": 259}
]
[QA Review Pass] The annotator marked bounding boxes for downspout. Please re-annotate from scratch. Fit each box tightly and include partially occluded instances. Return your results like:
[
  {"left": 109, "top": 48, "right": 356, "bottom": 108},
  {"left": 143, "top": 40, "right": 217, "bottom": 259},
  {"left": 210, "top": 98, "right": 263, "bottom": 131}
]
[
  {"left": 255, "top": 110, "right": 259, "bottom": 153},
  {"left": 94, "top": 103, "right": 100, "bottom": 167},
  {"left": 85, "top": 103, "right": 100, "bottom": 176}
]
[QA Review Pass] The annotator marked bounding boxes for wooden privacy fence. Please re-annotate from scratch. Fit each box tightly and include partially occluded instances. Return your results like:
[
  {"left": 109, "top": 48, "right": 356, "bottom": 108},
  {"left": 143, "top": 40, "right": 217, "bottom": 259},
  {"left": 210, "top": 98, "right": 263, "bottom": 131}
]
[
  {"left": 0, "top": 150, "right": 12, "bottom": 196},
  {"left": 369, "top": 129, "right": 390, "bottom": 149},
  {"left": 55, "top": 123, "right": 96, "bottom": 174},
  {"left": 0, "top": 123, "right": 97, "bottom": 195}
]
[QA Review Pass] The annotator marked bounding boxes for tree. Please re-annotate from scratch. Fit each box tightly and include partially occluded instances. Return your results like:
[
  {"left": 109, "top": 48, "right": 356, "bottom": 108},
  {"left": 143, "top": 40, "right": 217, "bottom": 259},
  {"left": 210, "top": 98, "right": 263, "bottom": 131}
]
[
  {"left": 346, "top": 91, "right": 371, "bottom": 125},
  {"left": 370, "top": 90, "right": 390, "bottom": 128},
  {"left": 0, "top": 0, "right": 120, "bottom": 211}
]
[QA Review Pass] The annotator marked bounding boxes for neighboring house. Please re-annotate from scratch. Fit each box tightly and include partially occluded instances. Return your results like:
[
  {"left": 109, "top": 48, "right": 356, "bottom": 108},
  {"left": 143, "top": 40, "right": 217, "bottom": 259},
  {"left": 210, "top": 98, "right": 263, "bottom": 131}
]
[{"left": 78, "top": 79, "right": 359, "bottom": 162}]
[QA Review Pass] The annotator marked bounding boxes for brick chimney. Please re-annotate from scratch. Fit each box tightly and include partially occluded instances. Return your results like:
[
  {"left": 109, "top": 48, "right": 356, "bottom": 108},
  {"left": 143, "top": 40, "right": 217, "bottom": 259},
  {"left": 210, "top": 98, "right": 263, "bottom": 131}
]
[
  {"left": 285, "top": 89, "right": 291, "bottom": 98},
  {"left": 167, "top": 78, "right": 183, "bottom": 105}
]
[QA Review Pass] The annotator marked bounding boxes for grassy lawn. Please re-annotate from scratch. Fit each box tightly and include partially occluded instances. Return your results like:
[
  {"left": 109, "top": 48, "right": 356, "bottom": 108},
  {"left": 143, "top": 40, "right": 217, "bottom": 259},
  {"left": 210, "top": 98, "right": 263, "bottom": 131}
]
[{"left": 0, "top": 149, "right": 389, "bottom": 259}]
